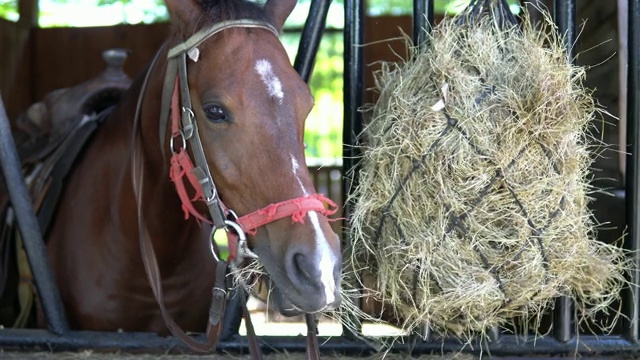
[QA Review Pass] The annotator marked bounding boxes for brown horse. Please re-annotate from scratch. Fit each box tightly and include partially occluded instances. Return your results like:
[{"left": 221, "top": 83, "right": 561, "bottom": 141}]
[{"left": 44, "top": 0, "right": 341, "bottom": 336}]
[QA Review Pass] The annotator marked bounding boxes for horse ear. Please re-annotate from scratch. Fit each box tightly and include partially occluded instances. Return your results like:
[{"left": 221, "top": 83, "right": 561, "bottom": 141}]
[
  {"left": 264, "top": 0, "right": 296, "bottom": 32},
  {"left": 165, "top": 0, "right": 203, "bottom": 31}
]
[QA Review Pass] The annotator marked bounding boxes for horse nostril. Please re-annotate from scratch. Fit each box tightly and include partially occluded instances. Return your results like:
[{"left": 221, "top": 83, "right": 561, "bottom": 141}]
[{"left": 293, "top": 253, "right": 313, "bottom": 283}]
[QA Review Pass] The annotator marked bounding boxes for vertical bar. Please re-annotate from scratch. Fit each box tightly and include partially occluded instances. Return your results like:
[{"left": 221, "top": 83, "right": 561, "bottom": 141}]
[
  {"left": 343, "top": 0, "right": 364, "bottom": 187},
  {"left": 554, "top": 0, "right": 576, "bottom": 60},
  {"left": 412, "top": 0, "right": 435, "bottom": 343},
  {"left": 0, "top": 93, "right": 69, "bottom": 335},
  {"left": 619, "top": 0, "right": 629, "bottom": 176},
  {"left": 18, "top": 0, "right": 39, "bottom": 27},
  {"left": 413, "top": 0, "right": 434, "bottom": 47},
  {"left": 625, "top": 0, "right": 640, "bottom": 343},
  {"left": 553, "top": 0, "right": 575, "bottom": 343},
  {"left": 342, "top": 0, "right": 364, "bottom": 339},
  {"left": 293, "top": 0, "right": 332, "bottom": 83}
]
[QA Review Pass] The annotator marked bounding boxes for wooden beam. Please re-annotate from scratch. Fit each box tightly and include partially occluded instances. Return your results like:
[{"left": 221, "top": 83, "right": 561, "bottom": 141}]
[{"left": 18, "top": 0, "right": 38, "bottom": 27}]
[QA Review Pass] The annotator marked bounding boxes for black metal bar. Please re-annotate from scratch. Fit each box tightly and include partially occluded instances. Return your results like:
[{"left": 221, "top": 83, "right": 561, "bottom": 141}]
[
  {"left": 412, "top": 0, "right": 434, "bottom": 47},
  {"left": 551, "top": 0, "right": 576, "bottom": 343},
  {"left": 0, "top": 93, "right": 69, "bottom": 335},
  {"left": 625, "top": 0, "right": 640, "bottom": 343},
  {"left": 553, "top": 296, "right": 572, "bottom": 342},
  {"left": 343, "top": 0, "right": 364, "bottom": 208},
  {"left": 342, "top": 0, "right": 365, "bottom": 339},
  {"left": 1, "top": 329, "right": 640, "bottom": 356},
  {"left": 293, "top": 0, "right": 332, "bottom": 83},
  {"left": 409, "top": 0, "right": 435, "bottom": 342},
  {"left": 554, "top": 0, "right": 576, "bottom": 60}
]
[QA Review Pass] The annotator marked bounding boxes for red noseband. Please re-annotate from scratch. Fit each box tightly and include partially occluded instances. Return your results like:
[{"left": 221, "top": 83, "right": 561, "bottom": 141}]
[{"left": 227, "top": 193, "right": 338, "bottom": 263}]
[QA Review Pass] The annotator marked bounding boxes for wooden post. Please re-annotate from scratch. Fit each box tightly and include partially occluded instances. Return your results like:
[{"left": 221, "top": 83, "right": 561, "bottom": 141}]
[
  {"left": 0, "top": 0, "right": 37, "bottom": 119},
  {"left": 18, "top": 0, "right": 38, "bottom": 28}
]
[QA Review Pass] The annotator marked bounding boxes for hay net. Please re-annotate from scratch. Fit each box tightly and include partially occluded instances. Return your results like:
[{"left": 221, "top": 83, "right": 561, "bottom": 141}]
[{"left": 344, "top": 0, "right": 629, "bottom": 340}]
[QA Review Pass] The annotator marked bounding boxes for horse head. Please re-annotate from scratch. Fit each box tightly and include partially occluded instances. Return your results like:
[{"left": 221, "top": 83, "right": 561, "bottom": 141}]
[{"left": 153, "top": 0, "right": 342, "bottom": 316}]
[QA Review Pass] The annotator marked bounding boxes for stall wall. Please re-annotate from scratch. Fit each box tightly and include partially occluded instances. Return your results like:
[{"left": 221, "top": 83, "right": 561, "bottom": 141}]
[{"left": 1, "top": 22, "right": 170, "bottom": 120}]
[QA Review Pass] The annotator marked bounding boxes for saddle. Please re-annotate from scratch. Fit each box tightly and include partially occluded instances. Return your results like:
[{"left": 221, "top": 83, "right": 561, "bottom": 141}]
[
  {"left": 0, "top": 48, "right": 132, "bottom": 328},
  {"left": 13, "top": 49, "right": 131, "bottom": 165}
]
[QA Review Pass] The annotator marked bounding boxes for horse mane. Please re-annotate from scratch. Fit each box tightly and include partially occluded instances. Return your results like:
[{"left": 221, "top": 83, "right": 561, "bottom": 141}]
[
  {"left": 168, "top": 0, "right": 270, "bottom": 49},
  {"left": 200, "top": 0, "right": 268, "bottom": 24}
]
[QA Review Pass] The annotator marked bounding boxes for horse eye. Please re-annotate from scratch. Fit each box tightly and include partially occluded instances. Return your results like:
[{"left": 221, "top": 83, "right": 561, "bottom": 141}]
[{"left": 203, "top": 104, "right": 228, "bottom": 123}]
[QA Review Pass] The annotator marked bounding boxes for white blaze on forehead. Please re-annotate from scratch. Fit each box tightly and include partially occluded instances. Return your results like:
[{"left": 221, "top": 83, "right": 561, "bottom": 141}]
[
  {"left": 290, "top": 154, "right": 337, "bottom": 305},
  {"left": 291, "top": 155, "right": 307, "bottom": 195},
  {"left": 255, "top": 59, "right": 284, "bottom": 103}
]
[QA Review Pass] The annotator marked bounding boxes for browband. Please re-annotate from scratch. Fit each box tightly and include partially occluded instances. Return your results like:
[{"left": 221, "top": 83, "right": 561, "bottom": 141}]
[{"left": 167, "top": 19, "right": 280, "bottom": 59}]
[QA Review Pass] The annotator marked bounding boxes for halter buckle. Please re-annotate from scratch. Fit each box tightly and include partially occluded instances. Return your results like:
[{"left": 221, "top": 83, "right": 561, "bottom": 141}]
[{"left": 181, "top": 107, "right": 194, "bottom": 139}]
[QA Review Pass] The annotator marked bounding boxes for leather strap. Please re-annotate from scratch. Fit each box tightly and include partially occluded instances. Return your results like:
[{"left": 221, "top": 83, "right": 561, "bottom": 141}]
[
  {"left": 138, "top": 214, "right": 228, "bottom": 351},
  {"left": 241, "top": 290, "right": 264, "bottom": 360},
  {"left": 131, "top": 48, "right": 228, "bottom": 353},
  {"left": 305, "top": 314, "right": 321, "bottom": 360},
  {"left": 36, "top": 111, "right": 110, "bottom": 234}
]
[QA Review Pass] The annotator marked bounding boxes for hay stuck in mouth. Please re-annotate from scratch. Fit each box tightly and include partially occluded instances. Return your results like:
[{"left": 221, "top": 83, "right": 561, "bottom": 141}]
[{"left": 345, "top": 2, "right": 629, "bottom": 340}]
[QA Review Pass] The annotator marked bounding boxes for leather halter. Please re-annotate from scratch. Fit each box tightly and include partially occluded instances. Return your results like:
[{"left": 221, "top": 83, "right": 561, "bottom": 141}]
[
  {"left": 160, "top": 20, "right": 337, "bottom": 268},
  {"left": 133, "top": 19, "right": 333, "bottom": 357},
  {"left": 160, "top": 19, "right": 280, "bottom": 232}
]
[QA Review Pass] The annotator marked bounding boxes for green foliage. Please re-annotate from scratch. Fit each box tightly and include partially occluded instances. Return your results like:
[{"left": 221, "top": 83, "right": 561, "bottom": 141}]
[
  {"left": 281, "top": 32, "right": 344, "bottom": 161},
  {"left": 367, "top": 0, "right": 521, "bottom": 16},
  {"left": 0, "top": 0, "right": 18, "bottom": 22},
  {"left": 38, "top": 0, "right": 168, "bottom": 27}
]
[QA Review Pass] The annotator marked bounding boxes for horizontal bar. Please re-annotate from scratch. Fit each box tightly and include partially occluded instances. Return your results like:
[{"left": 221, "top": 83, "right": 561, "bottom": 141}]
[{"left": 1, "top": 329, "right": 640, "bottom": 356}]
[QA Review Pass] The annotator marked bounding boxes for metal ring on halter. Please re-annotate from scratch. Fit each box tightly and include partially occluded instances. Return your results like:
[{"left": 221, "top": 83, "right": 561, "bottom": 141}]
[
  {"left": 169, "top": 130, "right": 186, "bottom": 154},
  {"left": 204, "top": 186, "right": 219, "bottom": 203},
  {"left": 227, "top": 209, "right": 239, "bottom": 222},
  {"left": 224, "top": 220, "right": 259, "bottom": 263},
  {"left": 182, "top": 107, "right": 195, "bottom": 119}
]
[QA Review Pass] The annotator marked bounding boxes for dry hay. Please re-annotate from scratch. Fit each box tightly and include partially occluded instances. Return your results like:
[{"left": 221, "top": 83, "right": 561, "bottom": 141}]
[{"left": 343, "top": 3, "right": 630, "bottom": 341}]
